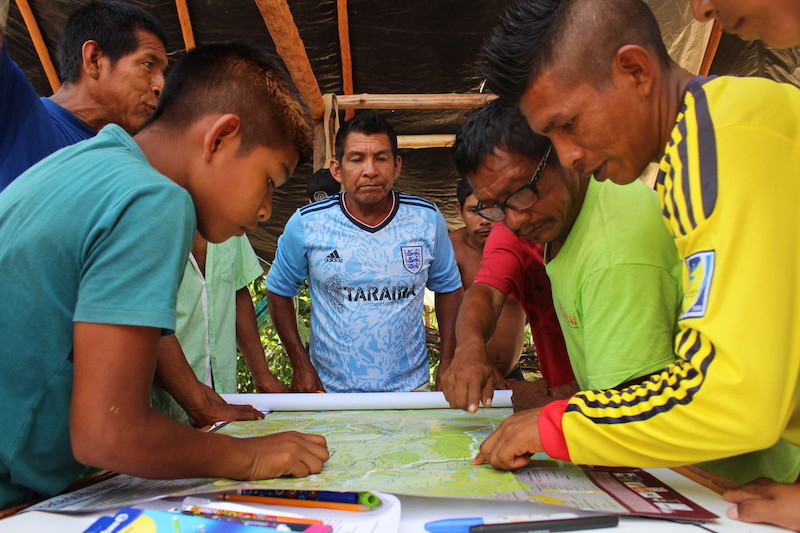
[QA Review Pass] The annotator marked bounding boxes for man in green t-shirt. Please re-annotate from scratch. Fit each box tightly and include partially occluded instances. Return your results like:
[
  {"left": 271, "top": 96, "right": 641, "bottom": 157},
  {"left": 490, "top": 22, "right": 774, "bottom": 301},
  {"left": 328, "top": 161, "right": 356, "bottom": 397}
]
[{"left": 444, "top": 98, "right": 800, "bottom": 485}]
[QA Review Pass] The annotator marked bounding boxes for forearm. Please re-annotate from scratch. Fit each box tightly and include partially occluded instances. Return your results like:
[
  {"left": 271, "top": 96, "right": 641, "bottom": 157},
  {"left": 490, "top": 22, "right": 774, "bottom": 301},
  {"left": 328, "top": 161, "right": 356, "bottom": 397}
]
[
  {"left": 265, "top": 290, "right": 312, "bottom": 369},
  {"left": 236, "top": 288, "right": 285, "bottom": 391},
  {"left": 72, "top": 324, "right": 253, "bottom": 480},
  {"left": 455, "top": 284, "right": 505, "bottom": 357},
  {"left": 75, "top": 403, "right": 257, "bottom": 480},
  {"left": 155, "top": 335, "right": 207, "bottom": 410},
  {"left": 434, "top": 287, "right": 463, "bottom": 369}
]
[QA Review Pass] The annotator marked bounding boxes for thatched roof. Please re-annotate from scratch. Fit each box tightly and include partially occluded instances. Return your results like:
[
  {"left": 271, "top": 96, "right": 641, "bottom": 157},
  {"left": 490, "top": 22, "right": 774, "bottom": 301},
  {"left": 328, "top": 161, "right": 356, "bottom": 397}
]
[{"left": 6, "top": 0, "right": 799, "bottom": 266}]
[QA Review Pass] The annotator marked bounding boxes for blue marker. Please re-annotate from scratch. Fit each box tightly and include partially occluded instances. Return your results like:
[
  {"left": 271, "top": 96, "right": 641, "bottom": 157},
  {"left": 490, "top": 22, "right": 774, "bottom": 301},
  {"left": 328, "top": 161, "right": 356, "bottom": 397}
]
[{"left": 425, "top": 514, "right": 619, "bottom": 533}]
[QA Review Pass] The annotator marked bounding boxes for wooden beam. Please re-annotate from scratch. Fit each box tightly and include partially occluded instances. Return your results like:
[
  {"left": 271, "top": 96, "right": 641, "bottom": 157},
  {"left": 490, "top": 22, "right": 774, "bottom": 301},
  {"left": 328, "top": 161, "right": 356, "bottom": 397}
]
[
  {"left": 174, "top": 0, "right": 196, "bottom": 50},
  {"left": 699, "top": 19, "right": 723, "bottom": 76},
  {"left": 337, "top": 93, "right": 497, "bottom": 110},
  {"left": 14, "top": 0, "right": 59, "bottom": 92},
  {"left": 397, "top": 134, "right": 455, "bottom": 149},
  {"left": 336, "top": 0, "right": 355, "bottom": 121},
  {"left": 253, "top": 0, "right": 324, "bottom": 121}
]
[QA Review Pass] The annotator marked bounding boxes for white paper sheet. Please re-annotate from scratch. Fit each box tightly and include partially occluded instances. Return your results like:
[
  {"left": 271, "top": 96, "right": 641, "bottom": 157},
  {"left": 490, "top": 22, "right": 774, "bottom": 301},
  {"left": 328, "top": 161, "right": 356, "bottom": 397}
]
[{"left": 220, "top": 390, "right": 512, "bottom": 412}]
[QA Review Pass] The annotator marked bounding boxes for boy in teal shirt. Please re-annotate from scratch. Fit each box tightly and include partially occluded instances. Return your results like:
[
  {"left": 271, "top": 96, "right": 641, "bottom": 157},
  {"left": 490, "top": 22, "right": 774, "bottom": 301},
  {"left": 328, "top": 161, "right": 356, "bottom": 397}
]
[{"left": 0, "top": 43, "right": 328, "bottom": 509}]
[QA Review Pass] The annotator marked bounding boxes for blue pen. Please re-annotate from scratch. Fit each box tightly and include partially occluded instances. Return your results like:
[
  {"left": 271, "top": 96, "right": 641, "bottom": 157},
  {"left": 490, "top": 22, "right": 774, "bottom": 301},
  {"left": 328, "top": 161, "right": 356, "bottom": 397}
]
[{"left": 425, "top": 514, "right": 619, "bottom": 533}]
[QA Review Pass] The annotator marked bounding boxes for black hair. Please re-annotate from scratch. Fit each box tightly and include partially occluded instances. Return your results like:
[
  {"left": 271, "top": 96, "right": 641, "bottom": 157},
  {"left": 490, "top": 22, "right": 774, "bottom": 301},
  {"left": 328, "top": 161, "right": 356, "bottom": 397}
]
[
  {"left": 452, "top": 98, "right": 549, "bottom": 178},
  {"left": 57, "top": 1, "right": 167, "bottom": 83},
  {"left": 334, "top": 111, "right": 398, "bottom": 162},
  {"left": 455, "top": 179, "right": 474, "bottom": 207},
  {"left": 480, "top": 0, "right": 671, "bottom": 102},
  {"left": 144, "top": 42, "right": 313, "bottom": 157}
]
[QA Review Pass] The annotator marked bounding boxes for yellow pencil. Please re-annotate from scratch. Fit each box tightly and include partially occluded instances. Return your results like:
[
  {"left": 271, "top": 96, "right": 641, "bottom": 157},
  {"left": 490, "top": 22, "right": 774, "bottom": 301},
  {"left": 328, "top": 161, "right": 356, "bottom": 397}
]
[{"left": 220, "top": 492, "right": 370, "bottom": 512}]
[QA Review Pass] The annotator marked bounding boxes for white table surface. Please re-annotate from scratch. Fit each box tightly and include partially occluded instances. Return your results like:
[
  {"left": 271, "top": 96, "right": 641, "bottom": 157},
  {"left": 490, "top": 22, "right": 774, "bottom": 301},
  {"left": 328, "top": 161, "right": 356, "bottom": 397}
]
[{"left": 0, "top": 469, "right": 789, "bottom": 532}]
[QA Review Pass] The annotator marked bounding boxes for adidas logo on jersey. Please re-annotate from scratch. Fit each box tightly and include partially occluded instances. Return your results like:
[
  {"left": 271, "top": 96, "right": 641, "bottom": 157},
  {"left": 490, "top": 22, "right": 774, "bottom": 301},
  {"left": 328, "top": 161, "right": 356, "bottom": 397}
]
[{"left": 325, "top": 250, "right": 343, "bottom": 262}]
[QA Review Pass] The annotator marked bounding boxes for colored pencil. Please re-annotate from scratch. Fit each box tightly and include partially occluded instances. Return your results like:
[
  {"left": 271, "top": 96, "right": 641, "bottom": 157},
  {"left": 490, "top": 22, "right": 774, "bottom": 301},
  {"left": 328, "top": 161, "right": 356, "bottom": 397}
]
[{"left": 221, "top": 492, "right": 370, "bottom": 512}]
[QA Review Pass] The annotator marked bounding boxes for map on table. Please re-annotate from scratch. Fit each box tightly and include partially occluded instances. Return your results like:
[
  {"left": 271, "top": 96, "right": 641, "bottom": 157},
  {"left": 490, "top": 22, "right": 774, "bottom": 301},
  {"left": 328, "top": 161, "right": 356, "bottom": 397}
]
[
  {"left": 28, "top": 408, "right": 716, "bottom": 520},
  {"left": 207, "top": 408, "right": 716, "bottom": 520}
]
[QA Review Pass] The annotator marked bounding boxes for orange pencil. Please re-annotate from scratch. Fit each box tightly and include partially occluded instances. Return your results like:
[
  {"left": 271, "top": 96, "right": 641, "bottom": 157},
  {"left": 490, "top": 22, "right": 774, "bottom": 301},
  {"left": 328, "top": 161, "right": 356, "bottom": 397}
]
[{"left": 220, "top": 493, "right": 370, "bottom": 512}]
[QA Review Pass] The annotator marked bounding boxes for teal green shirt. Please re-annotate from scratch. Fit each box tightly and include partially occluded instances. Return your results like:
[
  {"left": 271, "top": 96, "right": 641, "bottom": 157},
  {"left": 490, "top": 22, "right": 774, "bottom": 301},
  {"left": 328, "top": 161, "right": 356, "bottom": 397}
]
[{"left": 0, "top": 125, "right": 195, "bottom": 508}]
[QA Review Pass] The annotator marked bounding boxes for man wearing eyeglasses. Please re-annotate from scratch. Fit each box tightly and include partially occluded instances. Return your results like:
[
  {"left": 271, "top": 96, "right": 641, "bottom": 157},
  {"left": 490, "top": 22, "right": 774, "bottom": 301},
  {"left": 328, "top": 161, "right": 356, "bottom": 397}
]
[
  {"left": 449, "top": 179, "right": 575, "bottom": 395},
  {"left": 443, "top": 98, "right": 800, "bottom": 486},
  {"left": 443, "top": 98, "right": 680, "bottom": 412}
]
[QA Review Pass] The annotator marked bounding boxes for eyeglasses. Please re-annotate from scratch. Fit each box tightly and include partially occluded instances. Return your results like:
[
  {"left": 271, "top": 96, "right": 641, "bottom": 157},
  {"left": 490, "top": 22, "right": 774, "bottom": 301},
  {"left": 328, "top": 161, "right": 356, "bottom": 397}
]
[
  {"left": 472, "top": 145, "right": 552, "bottom": 222},
  {"left": 472, "top": 144, "right": 552, "bottom": 222}
]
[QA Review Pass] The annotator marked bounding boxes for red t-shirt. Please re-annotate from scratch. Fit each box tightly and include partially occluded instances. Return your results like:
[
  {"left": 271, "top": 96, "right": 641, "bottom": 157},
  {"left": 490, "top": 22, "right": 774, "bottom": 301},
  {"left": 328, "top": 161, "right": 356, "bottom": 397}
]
[{"left": 474, "top": 223, "right": 574, "bottom": 387}]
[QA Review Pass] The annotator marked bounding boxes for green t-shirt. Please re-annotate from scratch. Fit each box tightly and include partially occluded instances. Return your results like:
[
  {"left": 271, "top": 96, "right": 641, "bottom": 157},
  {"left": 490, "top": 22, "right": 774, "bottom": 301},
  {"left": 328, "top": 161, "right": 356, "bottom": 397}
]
[
  {"left": 546, "top": 178, "right": 800, "bottom": 484},
  {"left": 546, "top": 179, "right": 681, "bottom": 391},
  {"left": 151, "top": 235, "right": 263, "bottom": 424}
]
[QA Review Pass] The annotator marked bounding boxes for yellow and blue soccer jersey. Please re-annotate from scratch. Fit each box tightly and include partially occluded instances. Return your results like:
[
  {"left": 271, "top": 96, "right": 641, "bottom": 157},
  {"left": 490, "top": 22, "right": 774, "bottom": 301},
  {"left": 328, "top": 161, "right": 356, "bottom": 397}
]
[
  {"left": 540, "top": 75, "right": 800, "bottom": 469},
  {"left": 266, "top": 191, "right": 461, "bottom": 392}
]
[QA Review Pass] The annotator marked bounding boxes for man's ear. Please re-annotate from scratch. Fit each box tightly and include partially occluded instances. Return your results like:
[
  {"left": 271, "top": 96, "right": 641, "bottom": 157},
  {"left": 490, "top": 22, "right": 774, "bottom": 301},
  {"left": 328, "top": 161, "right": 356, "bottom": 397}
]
[
  {"left": 329, "top": 158, "right": 344, "bottom": 184},
  {"left": 393, "top": 154, "right": 403, "bottom": 178},
  {"left": 81, "top": 40, "right": 104, "bottom": 80},
  {"left": 202, "top": 114, "right": 242, "bottom": 162},
  {"left": 614, "top": 44, "right": 655, "bottom": 96}
]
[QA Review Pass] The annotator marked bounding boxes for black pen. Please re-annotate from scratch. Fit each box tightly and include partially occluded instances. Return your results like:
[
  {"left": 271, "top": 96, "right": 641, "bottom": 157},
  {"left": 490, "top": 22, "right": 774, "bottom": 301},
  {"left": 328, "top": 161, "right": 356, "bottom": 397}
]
[{"left": 469, "top": 514, "right": 619, "bottom": 533}]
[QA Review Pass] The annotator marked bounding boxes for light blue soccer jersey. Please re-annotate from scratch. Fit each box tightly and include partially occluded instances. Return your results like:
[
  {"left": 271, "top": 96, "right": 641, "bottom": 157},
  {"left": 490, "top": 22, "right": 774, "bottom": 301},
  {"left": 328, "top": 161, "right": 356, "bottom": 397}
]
[{"left": 267, "top": 191, "right": 461, "bottom": 392}]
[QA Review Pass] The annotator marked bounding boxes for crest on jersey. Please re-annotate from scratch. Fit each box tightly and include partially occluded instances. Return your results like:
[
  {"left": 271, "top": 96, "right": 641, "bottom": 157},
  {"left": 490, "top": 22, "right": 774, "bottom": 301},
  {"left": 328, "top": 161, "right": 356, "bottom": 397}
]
[
  {"left": 681, "top": 250, "right": 715, "bottom": 319},
  {"left": 401, "top": 246, "right": 423, "bottom": 274}
]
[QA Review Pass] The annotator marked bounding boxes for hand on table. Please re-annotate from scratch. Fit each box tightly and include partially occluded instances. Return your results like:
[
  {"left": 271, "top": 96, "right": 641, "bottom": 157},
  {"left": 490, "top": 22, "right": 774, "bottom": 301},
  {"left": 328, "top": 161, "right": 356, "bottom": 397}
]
[
  {"left": 186, "top": 383, "right": 264, "bottom": 428},
  {"left": 254, "top": 374, "right": 290, "bottom": 393},
  {"left": 724, "top": 477, "right": 800, "bottom": 531},
  {"left": 244, "top": 431, "right": 329, "bottom": 479},
  {"left": 440, "top": 343, "right": 496, "bottom": 413},
  {"left": 290, "top": 364, "right": 326, "bottom": 392},
  {"left": 472, "top": 407, "right": 544, "bottom": 471}
]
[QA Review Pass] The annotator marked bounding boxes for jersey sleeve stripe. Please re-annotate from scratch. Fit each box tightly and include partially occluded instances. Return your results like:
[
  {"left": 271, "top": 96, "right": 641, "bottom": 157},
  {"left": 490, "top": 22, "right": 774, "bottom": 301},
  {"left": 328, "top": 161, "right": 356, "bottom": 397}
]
[
  {"left": 691, "top": 84, "right": 719, "bottom": 221},
  {"left": 562, "top": 328, "right": 716, "bottom": 425}
]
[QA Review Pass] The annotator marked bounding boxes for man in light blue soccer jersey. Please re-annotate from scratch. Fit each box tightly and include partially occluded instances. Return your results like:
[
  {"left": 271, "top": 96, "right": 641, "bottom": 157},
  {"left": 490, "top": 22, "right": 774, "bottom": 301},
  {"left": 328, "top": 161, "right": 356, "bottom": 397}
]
[{"left": 266, "top": 111, "right": 463, "bottom": 393}]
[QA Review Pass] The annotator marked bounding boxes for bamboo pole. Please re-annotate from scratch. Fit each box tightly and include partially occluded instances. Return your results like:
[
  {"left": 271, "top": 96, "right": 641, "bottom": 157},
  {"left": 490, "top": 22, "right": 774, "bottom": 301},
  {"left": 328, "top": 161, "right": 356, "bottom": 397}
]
[
  {"left": 336, "top": 0, "right": 355, "bottom": 121},
  {"left": 174, "top": 0, "right": 196, "bottom": 50},
  {"left": 397, "top": 134, "right": 455, "bottom": 149},
  {"left": 14, "top": 0, "right": 59, "bottom": 92},
  {"left": 253, "top": 0, "right": 324, "bottom": 121},
  {"left": 699, "top": 19, "right": 722, "bottom": 76},
  {"left": 337, "top": 93, "right": 496, "bottom": 110}
]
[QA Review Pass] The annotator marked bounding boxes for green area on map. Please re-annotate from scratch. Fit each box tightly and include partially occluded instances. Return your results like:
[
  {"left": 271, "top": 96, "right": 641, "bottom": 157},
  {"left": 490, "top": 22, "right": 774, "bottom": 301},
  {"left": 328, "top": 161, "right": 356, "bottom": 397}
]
[{"left": 213, "top": 408, "right": 536, "bottom": 500}]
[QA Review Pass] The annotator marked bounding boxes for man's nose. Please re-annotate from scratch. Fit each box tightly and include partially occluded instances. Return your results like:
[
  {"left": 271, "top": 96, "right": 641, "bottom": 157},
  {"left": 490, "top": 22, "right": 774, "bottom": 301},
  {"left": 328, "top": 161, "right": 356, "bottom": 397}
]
[
  {"left": 690, "top": 0, "right": 716, "bottom": 22},
  {"left": 553, "top": 140, "right": 585, "bottom": 175},
  {"left": 503, "top": 208, "right": 529, "bottom": 233},
  {"left": 152, "top": 72, "right": 165, "bottom": 99}
]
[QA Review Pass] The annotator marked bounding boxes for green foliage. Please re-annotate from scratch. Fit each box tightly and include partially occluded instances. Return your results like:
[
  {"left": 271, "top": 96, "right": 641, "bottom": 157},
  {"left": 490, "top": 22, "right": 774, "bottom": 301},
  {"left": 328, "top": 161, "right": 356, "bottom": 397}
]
[{"left": 236, "top": 277, "right": 311, "bottom": 392}]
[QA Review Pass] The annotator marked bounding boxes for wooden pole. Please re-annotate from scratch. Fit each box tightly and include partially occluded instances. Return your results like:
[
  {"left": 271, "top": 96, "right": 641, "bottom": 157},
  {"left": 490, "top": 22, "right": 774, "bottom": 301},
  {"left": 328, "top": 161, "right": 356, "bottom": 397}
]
[
  {"left": 14, "top": 0, "right": 59, "bottom": 92},
  {"left": 253, "top": 0, "right": 324, "bottom": 121},
  {"left": 253, "top": 0, "right": 325, "bottom": 169},
  {"left": 397, "top": 134, "right": 455, "bottom": 149},
  {"left": 336, "top": 0, "right": 355, "bottom": 121},
  {"left": 699, "top": 20, "right": 723, "bottom": 76},
  {"left": 337, "top": 93, "right": 497, "bottom": 110},
  {"left": 174, "top": 0, "right": 196, "bottom": 50}
]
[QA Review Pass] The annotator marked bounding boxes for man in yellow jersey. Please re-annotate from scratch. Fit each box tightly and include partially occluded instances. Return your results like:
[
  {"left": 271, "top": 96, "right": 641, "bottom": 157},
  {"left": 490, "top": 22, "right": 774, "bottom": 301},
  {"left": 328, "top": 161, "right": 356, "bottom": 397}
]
[
  {"left": 689, "top": 0, "right": 800, "bottom": 525},
  {"left": 473, "top": 0, "right": 800, "bottom": 530}
]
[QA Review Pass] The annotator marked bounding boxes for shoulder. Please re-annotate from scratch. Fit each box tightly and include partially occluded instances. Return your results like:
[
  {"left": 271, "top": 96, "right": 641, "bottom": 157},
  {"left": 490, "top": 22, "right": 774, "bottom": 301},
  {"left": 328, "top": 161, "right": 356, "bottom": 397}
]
[
  {"left": 592, "top": 180, "right": 676, "bottom": 264},
  {"left": 684, "top": 75, "right": 800, "bottom": 134},
  {"left": 449, "top": 227, "right": 466, "bottom": 245},
  {"left": 397, "top": 191, "right": 438, "bottom": 212}
]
